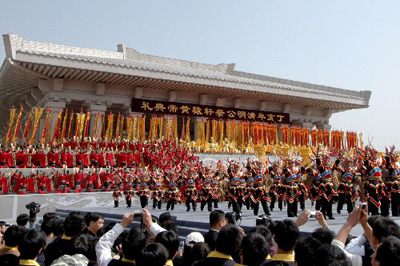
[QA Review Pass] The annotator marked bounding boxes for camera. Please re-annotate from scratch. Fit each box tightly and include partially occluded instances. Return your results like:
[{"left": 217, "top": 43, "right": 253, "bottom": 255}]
[
  {"left": 309, "top": 211, "right": 316, "bottom": 218},
  {"left": 26, "top": 202, "right": 41, "bottom": 211},
  {"left": 226, "top": 212, "right": 242, "bottom": 226},
  {"left": 134, "top": 210, "right": 143, "bottom": 217},
  {"left": 361, "top": 203, "right": 367, "bottom": 210},
  {"left": 26, "top": 202, "right": 41, "bottom": 223}
]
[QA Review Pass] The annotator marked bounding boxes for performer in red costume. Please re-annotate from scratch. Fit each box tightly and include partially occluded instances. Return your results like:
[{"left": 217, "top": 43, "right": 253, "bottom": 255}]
[
  {"left": 165, "top": 172, "right": 181, "bottom": 211},
  {"left": 152, "top": 177, "right": 164, "bottom": 210},
  {"left": 99, "top": 168, "right": 113, "bottom": 191},
  {"left": 13, "top": 170, "right": 25, "bottom": 194},
  {"left": 56, "top": 168, "right": 72, "bottom": 193},
  {"left": 112, "top": 188, "right": 122, "bottom": 207},
  {"left": 137, "top": 173, "right": 151, "bottom": 208},
  {"left": 334, "top": 152, "right": 360, "bottom": 214},
  {"left": 37, "top": 171, "right": 52, "bottom": 194},
  {"left": 315, "top": 153, "right": 338, "bottom": 220},
  {"left": 85, "top": 168, "right": 100, "bottom": 192},
  {"left": 0, "top": 148, "right": 13, "bottom": 168},
  {"left": 60, "top": 148, "right": 74, "bottom": 167},
  {"left": 250, "top": 170, "right": 271, "bottom": 216},
  {"left": 73, "top": 167, "right": 85, "bottom": 192},
  {"left": 385, "top": 146, "right": 400, "bottom": 216},
  {"left": 361, "top": 146, "right": 388, "bottom": 216},
  {"left": 15, "top": 148, "right": 29, "bottom": 168},
  {"left": 47, "top": 149, "right": 60, "bottom": 167},
  {"left": 76, "top": 149, "right": 89, "bottom": 167},
  {"left": 0, "top": 171, "right": 9, "bottom": 194}
]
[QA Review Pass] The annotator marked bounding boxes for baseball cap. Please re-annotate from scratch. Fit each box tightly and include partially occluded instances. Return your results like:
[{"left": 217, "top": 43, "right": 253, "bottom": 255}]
[{"left": 185, "top": 232, "right": 204, "bottom": 247}]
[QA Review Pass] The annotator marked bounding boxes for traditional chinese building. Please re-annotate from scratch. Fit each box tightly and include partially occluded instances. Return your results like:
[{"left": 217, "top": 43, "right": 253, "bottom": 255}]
[{"left": 0, "top": 34, "right": 371, "bottom": 143}]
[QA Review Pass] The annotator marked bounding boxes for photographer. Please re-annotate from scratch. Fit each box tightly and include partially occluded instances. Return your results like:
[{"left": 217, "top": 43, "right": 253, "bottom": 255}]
[
  {"left": 26, "top": 202, "right": 41, "bottom": 229},
  {"left": 96, "top": 211, "right": 146, "bottom": 266}
]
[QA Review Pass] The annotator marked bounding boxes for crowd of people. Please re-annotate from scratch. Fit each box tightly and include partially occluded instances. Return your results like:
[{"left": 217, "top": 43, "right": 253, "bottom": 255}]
[
  {"left": 2, "top": 140, "right": 400, "bottom": 221},
  {"left": 1, "top": 204, "right": 400, "bottom": 266}
]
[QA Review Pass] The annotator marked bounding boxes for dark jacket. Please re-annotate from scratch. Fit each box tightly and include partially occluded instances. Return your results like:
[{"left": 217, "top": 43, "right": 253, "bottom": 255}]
[
  {"left": 192, "top": 251, "right": 236, "bottom": 266},
  {"left": 203, "top": 230, "right": 219, "bottom": 251}
]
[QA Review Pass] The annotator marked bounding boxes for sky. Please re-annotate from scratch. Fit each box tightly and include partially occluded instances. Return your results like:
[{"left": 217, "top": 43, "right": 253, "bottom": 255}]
[{"left": 1, "top": 0, "right": 399, "bottom": 151}]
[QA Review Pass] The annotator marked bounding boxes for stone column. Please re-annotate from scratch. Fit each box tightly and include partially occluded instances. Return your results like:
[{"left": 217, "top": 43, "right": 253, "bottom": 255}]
[
  {"left": 291, "top": 121, "right": 314, "bottom": 130},
  {"left": 315, "top": 123, "right": 331, "bottom": 131}
]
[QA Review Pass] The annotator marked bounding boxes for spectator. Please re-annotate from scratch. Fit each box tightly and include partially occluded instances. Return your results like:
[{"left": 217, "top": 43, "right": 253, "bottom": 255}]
[
  {"left": 294, "top": 236, "right": 322, "bottom": 266},
  {"left": 0, "top": 254, "right": 20, "bottom": 266},
  {"left": 41, "top": 219, "right": 56, "bottom": 246},
  {"left": 344, "top": 215, "right": 378, "bottom": 259},
  {"left": 65, "top": 234, "right": 92, "bottom": 257},
  {"left": 38, "top": 219, "right": 60, "bottom": 265},
  {"left": 96, "top": 212, "right": 146, "bottom": 266},
  {"left": 158, "top": 212, "right": 175, "bottom": 225},
  {"left": 185, "top": 243, "right": 210, "bottom": 266},
  {"left": 0, "top": 220, "right": 10, "bottom": 238},
  {"left": 0, "top": 225, "right": 22, "bottom": 257},
  {"left": 136, "top": 243, "right": 168, "bottom": 266},
  {"left": 19, "top": 229, "right": 46, "bottom": 265},
  {"left": 51, "top": 218, "right": 65, "bottom": 239},
  {"left": 97, "top": 222, "right": 116, "bottom": 238},
  {"left": 311, "top": 227, "right": 335, "bottom": 245},
  {"left": 264, "top": 220, "right": 299, "bottom": 265},
  {"left": 45, "top": 212, "right": 85, "bottom": 265},
  {"left": 255, "top": 215, "right": 274, "bottom": 231},
  {"left": 203, "top": 210, "right": 227, "bottom": 251},
  {"left": 193, "top": 224, "right": 243, "bottom": 266},
  {"left": 373, "top": 236, "right": 400, "bottom": 266},
  {"left": 141, "top": 209, "right": 166, "bottom": 237},
  {"left": 16, "top": 214, "right": 29, "bottom": 228},
  {"left": 370, "top": 216, "right": 400, "bottom": 249},
  {"left": 333, "top": 205, "right": 400, "bottom": 266},
  {"left": 42, "top": 213, "right": 58, "bottom": 223},
  {"left": 249, "top": 225, "right": 273, "bottom": 257},
  {"left": 179, "top": 232, "right": 205, "bottom": 266},
  {"left": 52, "top": 234, "right": 91, "bottom": 266},
  {"left": 154, "top": 231, "right": 179, "bottom": 265},
  {"left": 160, "top": 220, "right": 178, "bottom": 234},
  {"left": 241, "top": 233, "right": 269, "bottom": 266},
  {"left": 87, "top": 238, "right": 100, "bottom": 266},
  {"left": 85, "top": 213, "right": 105, "bottom": 239},
  {"left": 314, "top": 244, "right": 351, "bottom": 266}
]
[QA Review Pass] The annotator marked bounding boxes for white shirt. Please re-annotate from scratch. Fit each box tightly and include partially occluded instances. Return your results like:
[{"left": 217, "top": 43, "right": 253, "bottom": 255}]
[
  {"left": 331, "top": 239, "right": 363, "bottom": 266},
  {"left": 344, "top": 235, "right": 367, "bottom": 256},
  {"left": 96, "top": 223, "right": 125, "bottom": 266},
  {"left": 150, "top": 223, "right": 166, "bottom": 236}
]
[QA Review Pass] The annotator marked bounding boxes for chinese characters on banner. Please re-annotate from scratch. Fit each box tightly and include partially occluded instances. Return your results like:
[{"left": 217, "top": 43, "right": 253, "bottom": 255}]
[{"left": 132, "top": 99, "right": 290, "bottom": 124}]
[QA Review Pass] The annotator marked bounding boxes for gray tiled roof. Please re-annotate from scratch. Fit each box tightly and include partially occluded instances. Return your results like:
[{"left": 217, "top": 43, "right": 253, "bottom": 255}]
[{"left": 18, "top": 49, "right": 365, "bottom": 101}]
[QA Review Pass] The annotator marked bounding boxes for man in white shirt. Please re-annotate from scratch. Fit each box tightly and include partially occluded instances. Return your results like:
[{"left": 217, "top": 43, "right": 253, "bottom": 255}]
[{"left": 96, "top": 212, "right": 146, "bottom": 266}]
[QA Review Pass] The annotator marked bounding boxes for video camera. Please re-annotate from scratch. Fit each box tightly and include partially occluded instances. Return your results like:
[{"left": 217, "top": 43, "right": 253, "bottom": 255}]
[
  {"left": 225, "top": 212, "right": 242, "bottom": 226},
  {"left": 26, "top": 202, "right": 41, "bottom": 211}
]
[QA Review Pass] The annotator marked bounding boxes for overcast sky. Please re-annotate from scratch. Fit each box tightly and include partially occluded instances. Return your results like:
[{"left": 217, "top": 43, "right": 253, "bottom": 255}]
[{"left": 1, "top": 0, "right": 399, "bottom": 151}]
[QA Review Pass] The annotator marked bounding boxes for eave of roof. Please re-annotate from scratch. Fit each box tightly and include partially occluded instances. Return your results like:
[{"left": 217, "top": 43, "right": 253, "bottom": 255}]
[{"left": 12, "top": 50, "right": 370, "bottom": 108}]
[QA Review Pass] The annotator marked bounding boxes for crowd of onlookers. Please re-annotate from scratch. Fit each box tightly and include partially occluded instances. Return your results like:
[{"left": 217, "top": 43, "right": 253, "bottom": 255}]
[{"left": 0, "top": 204, "right": 400, "bottom": 266}]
